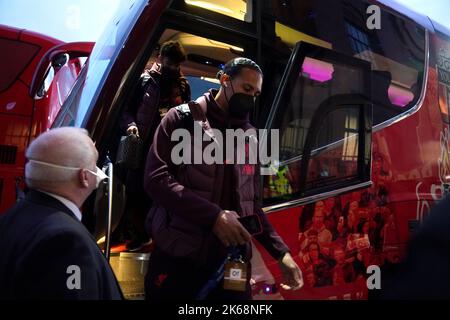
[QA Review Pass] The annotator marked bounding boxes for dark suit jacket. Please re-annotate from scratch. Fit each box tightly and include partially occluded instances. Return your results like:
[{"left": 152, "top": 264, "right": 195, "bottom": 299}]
[
  {"left": 0, "top": 190, "right": 122, "bottom": 300},
  {"left": 381, "top": 195, "right": 450, "bottom": 299}
]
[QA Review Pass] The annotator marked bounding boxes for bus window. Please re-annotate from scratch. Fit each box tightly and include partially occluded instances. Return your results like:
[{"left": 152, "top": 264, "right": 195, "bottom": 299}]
[
  {"left": 437, "top": 39, "right": 450, "bottom": 124},
  {"left": 185, "top": 75, "right": 220, "bottom": 99},
  {"left": 439, "top": 85, "right": 450, "bottom": 123},
  {"left": 305, "top": 108, "right": 360, "bottom": 190},
  {"left": 263, "top": 42, "right": 371, "bottom": 205},
  {"left": 37, "top": 65, "right": 55, "bottom": 98},
  {"left": 53, "top": 0, "right": 147, "bottom": 128},
  {"left": 0, "top": 38, "right": 39, "bottom": 92},
  {"left": 263, "top": 0, "right": 426, "bottom": 126}
]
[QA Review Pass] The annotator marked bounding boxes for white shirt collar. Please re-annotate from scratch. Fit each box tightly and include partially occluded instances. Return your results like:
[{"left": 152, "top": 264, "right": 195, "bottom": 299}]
[{"left": 39, "top": 190, "right": 82, "bottom": 221}]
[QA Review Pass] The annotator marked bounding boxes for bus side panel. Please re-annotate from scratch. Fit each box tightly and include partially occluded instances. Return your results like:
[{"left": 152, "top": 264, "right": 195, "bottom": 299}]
[
  {"left": 252, "top": 51, "right": 448, "bottom": 299},
  {"left": 0, "top": 28, "right": 82, "bottom": 214},
  {"left": 0, "top": 115, "right": 31, "bottom": 213}
]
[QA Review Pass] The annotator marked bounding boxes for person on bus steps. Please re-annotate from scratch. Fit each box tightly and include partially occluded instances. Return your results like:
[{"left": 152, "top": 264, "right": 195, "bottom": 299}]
[
  {"left": 0, "top": 128, "right": 122, "bottom": 300},
  {"left": 143, "top": 57, "right": 303, "bottom": 300},
  {"left": 120, "top": 40, "right": 191, "bottom": 252}
]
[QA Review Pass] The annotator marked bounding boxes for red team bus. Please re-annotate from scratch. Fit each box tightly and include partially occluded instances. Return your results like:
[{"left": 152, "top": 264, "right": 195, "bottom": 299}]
[
  {"left": 0, "top": 24, "right": 93, "bottom": 213},
  {"left": 3, "top": 0, "right": 450, "bottom": 299}
]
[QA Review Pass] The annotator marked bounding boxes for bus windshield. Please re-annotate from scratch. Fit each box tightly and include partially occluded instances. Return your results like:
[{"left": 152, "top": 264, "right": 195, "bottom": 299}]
[{"left": 54, "top": 0, "right": 147, "bottom": 128}]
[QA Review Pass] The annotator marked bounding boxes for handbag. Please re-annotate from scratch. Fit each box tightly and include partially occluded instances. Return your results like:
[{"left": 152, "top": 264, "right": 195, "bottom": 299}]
[{"left": 115, "top": 133, "right": 143, "bottom": 170}]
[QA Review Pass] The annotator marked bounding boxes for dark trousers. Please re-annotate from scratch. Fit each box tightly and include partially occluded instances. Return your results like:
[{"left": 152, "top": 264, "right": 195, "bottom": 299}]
[
  {"left": 145, "top": 248, "right": 252, "bottom": 300},
  {"left": 125, "top": 166, "right": 151, "bottom": 241}
]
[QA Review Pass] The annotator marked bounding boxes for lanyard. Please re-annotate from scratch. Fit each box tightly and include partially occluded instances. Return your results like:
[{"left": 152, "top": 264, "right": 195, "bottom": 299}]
[{"left": 196, "top": 246, "right": 242, "bottom": 300}]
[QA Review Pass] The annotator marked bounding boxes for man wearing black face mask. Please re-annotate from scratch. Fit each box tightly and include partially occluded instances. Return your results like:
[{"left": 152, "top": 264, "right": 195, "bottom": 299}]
[
  {"left": 144, "top": 58, "right": 303, "bottom": 300},
  {"left": 120, "top": 41, "right": 191, "bottom": 252},
  {"left": 219, "top": 67, "right": 258, "bottom": 120}
]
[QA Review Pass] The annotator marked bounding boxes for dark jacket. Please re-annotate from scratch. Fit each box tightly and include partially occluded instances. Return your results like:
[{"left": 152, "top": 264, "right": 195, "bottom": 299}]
[
  {"left": 144, "top": 90, "right": 289, "bottom": 268},
  {"left": 121, "top": 63, "right": 191, "bottom": 144},
  {"left": 0, "top": 190, "right": 122, "bottom": 300},
  {"left": 381, "top": 195, "right": 450, "bottom": 299}
]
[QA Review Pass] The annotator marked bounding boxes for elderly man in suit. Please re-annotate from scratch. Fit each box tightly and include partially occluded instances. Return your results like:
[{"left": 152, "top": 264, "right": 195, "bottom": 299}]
[{"left": 0, "top": 127, "right": 122, "bottom": 300}]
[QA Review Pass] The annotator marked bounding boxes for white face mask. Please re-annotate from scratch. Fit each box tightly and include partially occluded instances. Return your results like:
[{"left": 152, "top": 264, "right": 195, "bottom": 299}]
[
  {"left": 86, "top": 166, "right": 109, "bottom": 188},
  {"left": 28, "top": 159, "right": 108, "bottom": 188}
]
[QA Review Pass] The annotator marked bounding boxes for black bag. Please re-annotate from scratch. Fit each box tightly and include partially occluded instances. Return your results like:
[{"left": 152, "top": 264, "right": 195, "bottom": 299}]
[{"left": 115, "top": 134, "right": 143, "bottom": 170}]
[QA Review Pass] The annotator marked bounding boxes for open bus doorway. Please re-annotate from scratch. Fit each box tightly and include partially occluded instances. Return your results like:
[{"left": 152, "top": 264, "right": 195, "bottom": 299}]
[{"left": 99, "top": 28, "right": 245, "bottom": 299}]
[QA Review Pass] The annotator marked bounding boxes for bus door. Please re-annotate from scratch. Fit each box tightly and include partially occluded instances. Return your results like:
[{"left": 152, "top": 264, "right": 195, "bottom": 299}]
[
  {"left": 252, "top": 41, "right": 373, "bottom": 299},
  {"left": 90, "top": 24, "right": 259, "bottom": 300}
]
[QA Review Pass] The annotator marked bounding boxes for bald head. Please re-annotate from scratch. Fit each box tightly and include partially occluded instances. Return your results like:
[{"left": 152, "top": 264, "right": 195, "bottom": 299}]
[{"left": 25, "top": 127, "right": 98, "bottom": 189}]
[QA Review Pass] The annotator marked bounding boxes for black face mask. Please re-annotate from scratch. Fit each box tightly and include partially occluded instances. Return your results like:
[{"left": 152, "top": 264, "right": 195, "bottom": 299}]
[
  {"left": 226, "top": 81, "right": 255, "bottom": 119},
  {"left": 228, "top": 93, "right": 255, "bottom": 119}
]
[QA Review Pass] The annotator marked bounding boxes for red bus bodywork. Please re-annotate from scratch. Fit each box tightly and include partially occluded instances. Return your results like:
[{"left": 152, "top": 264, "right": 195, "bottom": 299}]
[
  {"left": 253, "top": 29, "right": 450, "bottom": 300},
  {"left": 0, "top": 25, "right": 93, "bottom": 213}
]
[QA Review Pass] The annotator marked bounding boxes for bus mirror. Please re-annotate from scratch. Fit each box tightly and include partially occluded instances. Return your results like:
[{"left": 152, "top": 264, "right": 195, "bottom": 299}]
[
  {"left": 51, "top": 53, "right": 69, "bottom": 70},
  {"left": 29, "top": 41, "right": 94, "bottom": 99}
]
